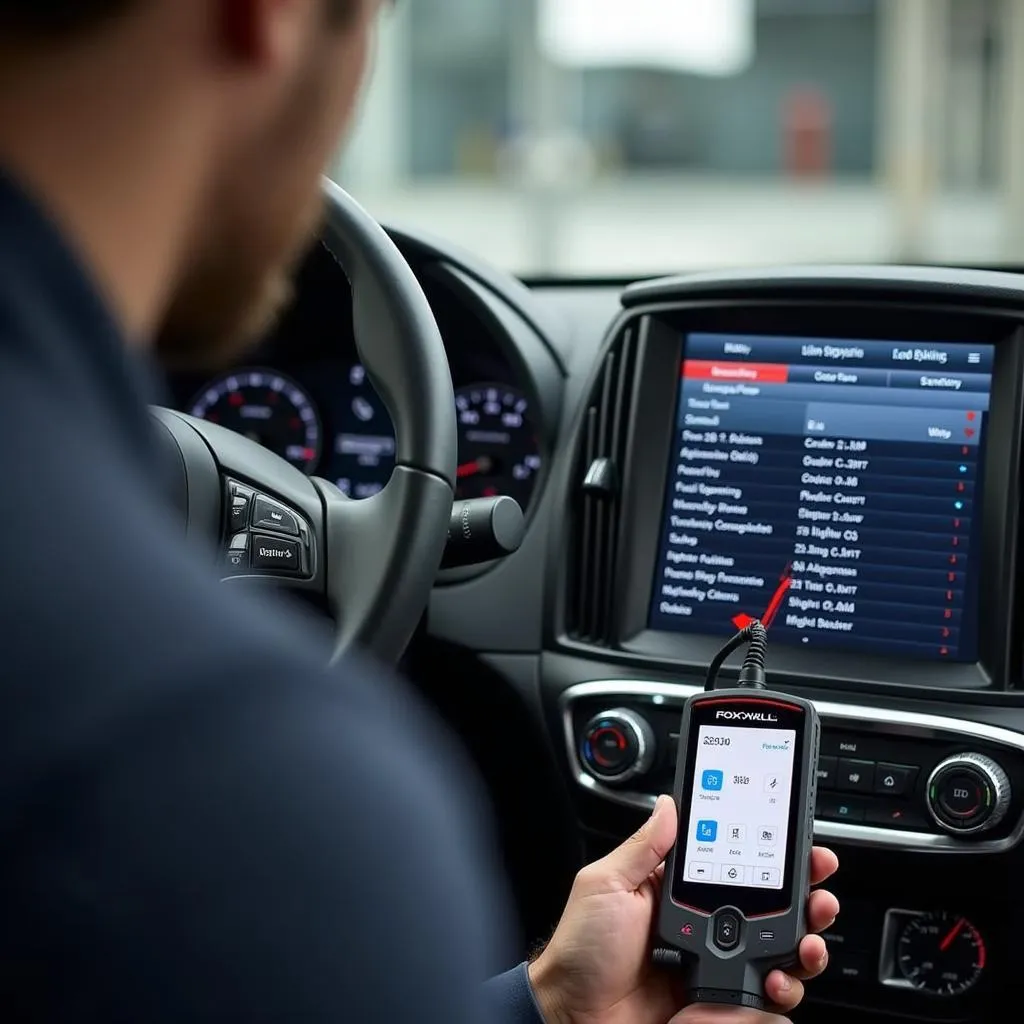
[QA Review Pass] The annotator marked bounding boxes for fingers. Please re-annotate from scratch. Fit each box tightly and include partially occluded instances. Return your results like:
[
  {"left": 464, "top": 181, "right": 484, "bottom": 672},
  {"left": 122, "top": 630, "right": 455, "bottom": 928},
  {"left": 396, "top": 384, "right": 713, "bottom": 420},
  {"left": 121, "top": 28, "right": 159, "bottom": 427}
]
[
  {"left": 807, "top": 888, "right": 839, "bottom": 934},
  {"left": 763, "top": 934, "right": 829, "bottom": 1011},
  {"left": 764, "top": 968, "right": 805, "bottom": 1014},
  {"left": 810, "top": 847, "right": 838, "bottom": 885},
  {"left": 587, "top": 794, "right": 677, "bottom": 892}
]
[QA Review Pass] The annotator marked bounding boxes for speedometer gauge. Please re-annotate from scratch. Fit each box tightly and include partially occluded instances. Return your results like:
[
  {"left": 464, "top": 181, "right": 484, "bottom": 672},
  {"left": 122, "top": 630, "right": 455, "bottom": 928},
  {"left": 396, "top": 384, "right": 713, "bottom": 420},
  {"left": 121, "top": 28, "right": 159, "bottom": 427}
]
[
  {"left": 190, "top": 368, "right": 322, "bottom": 473},
  {"left": 454, "top": 384, "right": 541, "bottom": 508},
  {"left": 896, "top": 912, "right": 986, "bottom": 997}
]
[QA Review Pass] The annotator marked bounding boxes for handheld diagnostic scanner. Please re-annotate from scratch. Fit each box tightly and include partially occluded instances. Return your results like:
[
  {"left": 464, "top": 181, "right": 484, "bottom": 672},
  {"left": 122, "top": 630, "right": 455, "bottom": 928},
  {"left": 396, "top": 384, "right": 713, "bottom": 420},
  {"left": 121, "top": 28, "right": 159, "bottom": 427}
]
[{"left": 656, "top": 622, "right": 821, "bottom": 1010}]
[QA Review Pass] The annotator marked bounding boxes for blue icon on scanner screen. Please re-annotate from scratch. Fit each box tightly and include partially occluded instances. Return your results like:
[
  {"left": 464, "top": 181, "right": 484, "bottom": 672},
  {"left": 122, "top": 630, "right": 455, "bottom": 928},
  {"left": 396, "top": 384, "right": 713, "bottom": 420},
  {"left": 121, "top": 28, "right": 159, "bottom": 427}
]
[
  {"left": 696, "top": 820, "right": 718, "bottom": 842},
  {"left": 702, "top": 770, "right": 724, "bottom": 791}
]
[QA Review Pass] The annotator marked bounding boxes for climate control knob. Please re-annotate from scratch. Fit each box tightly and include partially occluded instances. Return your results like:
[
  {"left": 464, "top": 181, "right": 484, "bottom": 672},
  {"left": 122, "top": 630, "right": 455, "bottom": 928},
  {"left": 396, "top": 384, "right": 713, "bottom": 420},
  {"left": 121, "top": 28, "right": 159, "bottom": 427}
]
[
  {"left": 580, "top": 709, "right": 656, "bottom": 785},
  {"left": 926, "top": 753, "right": 1011, "bottom": 835}
]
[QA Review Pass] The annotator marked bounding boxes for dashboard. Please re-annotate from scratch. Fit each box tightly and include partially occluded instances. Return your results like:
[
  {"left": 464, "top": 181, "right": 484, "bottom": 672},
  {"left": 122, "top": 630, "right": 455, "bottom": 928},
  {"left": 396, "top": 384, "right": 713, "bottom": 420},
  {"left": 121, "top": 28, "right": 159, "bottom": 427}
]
[{"left": 164, "top": 230, "right": 1024, "bottom": 1022}]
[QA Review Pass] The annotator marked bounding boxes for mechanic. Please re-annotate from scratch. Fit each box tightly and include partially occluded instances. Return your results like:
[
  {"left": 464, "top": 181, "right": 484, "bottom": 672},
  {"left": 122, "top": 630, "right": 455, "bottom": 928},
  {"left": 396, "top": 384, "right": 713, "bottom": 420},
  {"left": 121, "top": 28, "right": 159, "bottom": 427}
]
[{"left": 0, "top": 1, "right": 838, "bottom": 1021}]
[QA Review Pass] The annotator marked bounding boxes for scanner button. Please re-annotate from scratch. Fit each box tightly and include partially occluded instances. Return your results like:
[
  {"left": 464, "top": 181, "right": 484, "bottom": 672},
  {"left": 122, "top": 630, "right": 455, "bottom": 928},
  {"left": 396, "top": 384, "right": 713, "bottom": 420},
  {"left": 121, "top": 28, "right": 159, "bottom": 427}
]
[{"left": 713, "top": 910, "right": 742, "bottom": 952}]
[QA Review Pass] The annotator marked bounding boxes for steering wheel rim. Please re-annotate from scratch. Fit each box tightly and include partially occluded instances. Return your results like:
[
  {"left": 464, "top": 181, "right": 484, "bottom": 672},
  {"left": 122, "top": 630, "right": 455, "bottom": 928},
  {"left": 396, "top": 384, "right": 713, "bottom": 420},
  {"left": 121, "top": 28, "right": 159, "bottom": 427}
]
[{"left": 154, "top": 178, "right": 457, "bottom": 663}]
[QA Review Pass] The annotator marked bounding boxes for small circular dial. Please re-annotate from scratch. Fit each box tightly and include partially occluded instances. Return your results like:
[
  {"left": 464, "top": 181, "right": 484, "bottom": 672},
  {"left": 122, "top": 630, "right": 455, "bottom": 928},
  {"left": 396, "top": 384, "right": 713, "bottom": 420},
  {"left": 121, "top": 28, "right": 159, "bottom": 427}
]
[
  {"left": 896, "top": 912, "right": 986, "bottom": 997},
  {"left": 579, "top": 709, "right": 656, "bottom": 785},
  {"left": 926, "top": 752, "right": 1011, "bottom": 834},
  {"left": 190, "top": 368, "right": 322, "bottom": 473},
  {"left": 454, "top": 384, "right": 541, "bottom": 507}
]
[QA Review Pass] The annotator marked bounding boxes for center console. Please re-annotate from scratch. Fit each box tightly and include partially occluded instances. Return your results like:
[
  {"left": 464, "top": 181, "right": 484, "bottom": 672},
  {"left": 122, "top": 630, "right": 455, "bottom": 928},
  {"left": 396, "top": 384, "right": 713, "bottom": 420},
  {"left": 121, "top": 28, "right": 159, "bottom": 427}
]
[
  {"left": 543, "top": 267, "right": 1024, "bottom": 1021},
  {"left": 565, "top": 682, "right": 1024, "bottom": 851}
]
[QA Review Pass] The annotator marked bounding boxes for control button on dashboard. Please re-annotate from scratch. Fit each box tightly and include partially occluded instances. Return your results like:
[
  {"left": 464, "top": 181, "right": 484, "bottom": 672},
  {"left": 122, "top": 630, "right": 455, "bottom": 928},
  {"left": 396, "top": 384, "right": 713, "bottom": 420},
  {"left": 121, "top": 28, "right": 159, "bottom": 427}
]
[
  {"left": 837, "top": 758, "right": 874, "bottom": 793},
  {"left": 251, "top": 534, "right": 300, "bottom": 573},
  {"left": 251, "top": 495, "right": 299, "bottom": 536},
  {"left": 713, "top": 910, "right": 742, "bottom": 952},
  {"left": 824, "top": 735, "right": 865, "bottom": 758},
  {"left": 873, "top": 763, "right": 919, "bottom": 797},
  {"left": 926, "top": 752, "right": 1012, "bottom": 835},
  {"left": 818, "top": 796, "right": 865, "bottom": 822},
  {"left": 864, "top": 803, "right": 928, "bottom": 830},
  {"left": 816, "top": 756, "right": 838, "bottom": 789},
  {"left": 937, "top": 773, "right": 984, "bottom": 818}
]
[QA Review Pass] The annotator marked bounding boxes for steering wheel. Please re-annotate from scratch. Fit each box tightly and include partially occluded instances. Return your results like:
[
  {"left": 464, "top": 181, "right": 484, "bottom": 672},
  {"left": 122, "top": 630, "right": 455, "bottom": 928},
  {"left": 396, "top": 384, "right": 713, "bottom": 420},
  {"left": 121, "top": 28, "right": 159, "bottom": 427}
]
[{"left": 153, "top": 178, "right": 458, "bottom": 663}]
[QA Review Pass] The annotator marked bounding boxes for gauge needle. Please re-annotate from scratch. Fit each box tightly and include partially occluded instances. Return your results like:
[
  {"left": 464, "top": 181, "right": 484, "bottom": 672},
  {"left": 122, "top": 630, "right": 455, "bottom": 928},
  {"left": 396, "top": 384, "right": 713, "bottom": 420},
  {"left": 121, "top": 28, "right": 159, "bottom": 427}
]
[{"left": 940, "top": 917, "right": 965, "bottom": 951}]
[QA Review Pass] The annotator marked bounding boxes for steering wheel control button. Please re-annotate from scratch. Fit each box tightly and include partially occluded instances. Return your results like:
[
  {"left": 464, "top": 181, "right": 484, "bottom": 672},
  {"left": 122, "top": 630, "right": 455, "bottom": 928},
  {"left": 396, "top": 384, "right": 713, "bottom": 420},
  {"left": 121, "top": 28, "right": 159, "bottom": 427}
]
[
  {"left": 873, "top": 763, "right": 918, "bottom": 798},
  {"left": 227, "top": 482, "right": 253, "bottom": 531},
  {"left": 252, "top": 495, "right": 300, "bottom": 536},
  {"left": 926, "top": 753, "right": 1011, "bottom": 835},
  {"left": 251, "top": 535, "right": 301, "bottom": 573},
  {"left": 837, "top": 758, "right": 874, "bottom": 793},
  {"left": 224, "top": 532, "right": 249, "bottom": 573},
  {"left": 713, "top": 910, "right": 742, "bottom": 952},
  {"left": 579, "top": 709, "right": 655, "bottom": 784}
]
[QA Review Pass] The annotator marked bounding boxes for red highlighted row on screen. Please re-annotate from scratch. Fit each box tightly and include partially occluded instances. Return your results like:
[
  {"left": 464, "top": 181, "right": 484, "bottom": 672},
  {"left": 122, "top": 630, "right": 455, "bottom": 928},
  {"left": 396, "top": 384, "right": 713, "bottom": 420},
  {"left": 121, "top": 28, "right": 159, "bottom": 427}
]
[{"left": 683, "top": 360, "right": 790, "bottom": 384}]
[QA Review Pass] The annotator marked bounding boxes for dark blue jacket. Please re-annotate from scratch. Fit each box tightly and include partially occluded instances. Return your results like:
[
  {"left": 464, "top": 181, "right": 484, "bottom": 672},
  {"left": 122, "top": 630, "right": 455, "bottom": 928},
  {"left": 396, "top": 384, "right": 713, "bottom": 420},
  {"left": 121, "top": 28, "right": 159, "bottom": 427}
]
[{"left": 0, "top": 168, "right": 543, "bottom": 1023}]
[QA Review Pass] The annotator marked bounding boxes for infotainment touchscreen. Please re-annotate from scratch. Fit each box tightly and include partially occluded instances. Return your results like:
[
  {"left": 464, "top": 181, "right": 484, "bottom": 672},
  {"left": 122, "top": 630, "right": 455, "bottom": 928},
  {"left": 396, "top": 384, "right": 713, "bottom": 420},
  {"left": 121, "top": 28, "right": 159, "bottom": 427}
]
[{"left": 648, "top": 334, "right": 994, "bottom": 661}]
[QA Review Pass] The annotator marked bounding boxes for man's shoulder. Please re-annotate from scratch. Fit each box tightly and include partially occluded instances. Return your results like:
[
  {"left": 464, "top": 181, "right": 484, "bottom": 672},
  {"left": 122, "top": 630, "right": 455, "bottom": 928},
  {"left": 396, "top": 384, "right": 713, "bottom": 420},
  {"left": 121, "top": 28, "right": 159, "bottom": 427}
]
[{"left": 0, "top": 373, "right": 394, "bottom": 773}]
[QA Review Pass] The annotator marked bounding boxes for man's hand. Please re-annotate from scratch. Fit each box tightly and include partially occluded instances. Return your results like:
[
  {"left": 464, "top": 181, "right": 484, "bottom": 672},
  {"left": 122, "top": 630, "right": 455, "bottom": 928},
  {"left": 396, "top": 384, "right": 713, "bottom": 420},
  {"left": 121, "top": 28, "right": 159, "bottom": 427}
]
[{"left": 528, "top": 795, "right": 839, "bottom": 1024}]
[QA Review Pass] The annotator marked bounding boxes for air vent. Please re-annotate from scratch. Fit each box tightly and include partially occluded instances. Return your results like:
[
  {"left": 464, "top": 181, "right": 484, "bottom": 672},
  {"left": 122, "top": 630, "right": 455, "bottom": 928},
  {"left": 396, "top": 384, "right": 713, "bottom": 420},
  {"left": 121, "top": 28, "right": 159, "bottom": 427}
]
[{"left": 565, "top": 324, "right": 641, "bottom": 644}]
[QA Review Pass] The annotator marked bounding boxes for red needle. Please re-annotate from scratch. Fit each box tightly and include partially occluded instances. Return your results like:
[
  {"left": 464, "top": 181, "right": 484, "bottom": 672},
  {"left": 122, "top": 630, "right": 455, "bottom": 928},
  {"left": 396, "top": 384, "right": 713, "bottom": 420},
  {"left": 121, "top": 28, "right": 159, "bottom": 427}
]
[
  {"left": 939, "top": 917, "right": 965, "bottom": 952},
  {"left": 456, "top": 460, "right": 481, "bottom": 479}
]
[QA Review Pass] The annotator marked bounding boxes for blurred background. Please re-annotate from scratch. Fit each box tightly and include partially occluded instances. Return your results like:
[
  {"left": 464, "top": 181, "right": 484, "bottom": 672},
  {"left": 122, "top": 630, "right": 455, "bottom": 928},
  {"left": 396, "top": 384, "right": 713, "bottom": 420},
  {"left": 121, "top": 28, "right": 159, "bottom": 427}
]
[{"left": 333, "top": 0, "right": 1024, "bottom": 278}]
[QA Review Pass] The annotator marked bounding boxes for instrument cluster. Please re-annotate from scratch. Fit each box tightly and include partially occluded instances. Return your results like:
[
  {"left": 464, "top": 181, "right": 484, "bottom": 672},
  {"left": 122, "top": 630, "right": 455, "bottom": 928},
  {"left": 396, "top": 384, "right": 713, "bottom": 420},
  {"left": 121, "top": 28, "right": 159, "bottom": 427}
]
[{"left": 166, "top": 244, "right": 544, "bottom": 512}]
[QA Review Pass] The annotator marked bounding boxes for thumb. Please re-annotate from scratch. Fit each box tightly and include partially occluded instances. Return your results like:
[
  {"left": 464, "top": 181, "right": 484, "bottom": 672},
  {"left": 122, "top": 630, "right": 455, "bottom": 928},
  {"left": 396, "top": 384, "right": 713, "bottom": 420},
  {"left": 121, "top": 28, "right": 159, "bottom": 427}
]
[{"left": 601, "top": 794, "right": 677, "bottom": 891}]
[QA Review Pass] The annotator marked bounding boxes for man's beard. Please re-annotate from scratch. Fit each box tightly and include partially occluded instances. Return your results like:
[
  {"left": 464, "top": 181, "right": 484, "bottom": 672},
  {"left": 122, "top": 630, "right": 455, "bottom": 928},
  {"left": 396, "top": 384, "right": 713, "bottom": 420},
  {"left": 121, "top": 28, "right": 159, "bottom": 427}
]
[
  {"left": 154, "top": 194, "right": 325, "bottom": 372},
  {"left": 154, "top": 252, "right": 301, "bottom": 372}
]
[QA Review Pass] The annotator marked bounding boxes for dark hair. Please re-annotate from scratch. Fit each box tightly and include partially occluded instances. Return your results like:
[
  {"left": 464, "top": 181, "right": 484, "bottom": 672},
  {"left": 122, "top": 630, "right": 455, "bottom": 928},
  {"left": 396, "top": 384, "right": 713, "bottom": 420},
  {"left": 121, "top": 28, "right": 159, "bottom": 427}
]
[{"left": 0, "top": 0, "right": 357, "bottom": 37}]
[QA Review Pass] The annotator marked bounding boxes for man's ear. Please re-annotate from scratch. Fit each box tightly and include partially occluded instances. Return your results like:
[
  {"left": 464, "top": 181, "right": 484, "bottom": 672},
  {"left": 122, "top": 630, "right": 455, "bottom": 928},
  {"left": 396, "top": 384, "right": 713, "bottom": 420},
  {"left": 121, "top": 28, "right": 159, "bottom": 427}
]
[{"left": 218, "top": 0, "right": 309, "bottom": 66}]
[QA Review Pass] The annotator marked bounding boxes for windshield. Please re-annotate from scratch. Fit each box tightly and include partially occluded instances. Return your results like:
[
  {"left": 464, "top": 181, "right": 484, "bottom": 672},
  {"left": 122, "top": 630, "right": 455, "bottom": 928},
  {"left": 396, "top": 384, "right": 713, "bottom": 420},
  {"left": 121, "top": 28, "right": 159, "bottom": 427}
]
[{"left": 334, "top": 0, "right": 1017, "bottom": 279}]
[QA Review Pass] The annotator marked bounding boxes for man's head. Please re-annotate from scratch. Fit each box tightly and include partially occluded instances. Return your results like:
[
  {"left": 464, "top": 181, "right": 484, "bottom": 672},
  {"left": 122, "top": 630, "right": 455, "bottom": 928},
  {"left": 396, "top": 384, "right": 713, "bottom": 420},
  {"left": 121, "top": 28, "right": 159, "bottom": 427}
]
[{"left": 0, "top": 0, "right": 384, "bottom": 367}]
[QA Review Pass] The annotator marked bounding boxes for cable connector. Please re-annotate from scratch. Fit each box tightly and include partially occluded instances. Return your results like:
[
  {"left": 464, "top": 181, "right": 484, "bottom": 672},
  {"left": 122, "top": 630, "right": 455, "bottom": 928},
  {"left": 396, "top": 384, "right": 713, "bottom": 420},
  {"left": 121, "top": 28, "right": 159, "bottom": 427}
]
[{"left": 704, "top": 620, "right": 768, "bottom": 691}]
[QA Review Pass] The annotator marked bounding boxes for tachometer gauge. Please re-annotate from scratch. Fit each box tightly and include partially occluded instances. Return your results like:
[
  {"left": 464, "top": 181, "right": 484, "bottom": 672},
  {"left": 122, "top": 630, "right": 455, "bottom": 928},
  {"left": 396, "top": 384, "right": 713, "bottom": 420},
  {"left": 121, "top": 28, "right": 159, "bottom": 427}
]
[
  {"left": 190, "top": 368, "right": 322, "bottom": 473},
  {"left": 896, "top": 912, "right": 986, "bottom": 997},
  {"left": 454, "top": 384, "right": 542, "bottom": 508}
]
